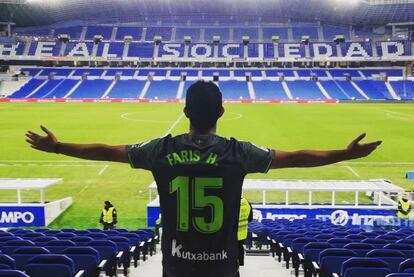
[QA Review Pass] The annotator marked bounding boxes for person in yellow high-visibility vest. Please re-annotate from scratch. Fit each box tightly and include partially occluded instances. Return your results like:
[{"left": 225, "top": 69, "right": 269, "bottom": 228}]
[
  {"left": 99, "top": 200, "right": 117, "bottom": 230},
  {"left": 397, "top": 194, "right": 412, "bottom": 224},
  {"left": 238, "top": 197, "right": 253, "bottom": 266}
]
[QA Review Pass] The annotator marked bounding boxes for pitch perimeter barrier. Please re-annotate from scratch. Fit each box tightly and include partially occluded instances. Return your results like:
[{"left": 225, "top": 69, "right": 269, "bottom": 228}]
[
  {"left": 0, "top": 98, "right": 339, "bottom": 103},
  {"left": 147, "top": 179, "right": 409, "bottom": 228}
]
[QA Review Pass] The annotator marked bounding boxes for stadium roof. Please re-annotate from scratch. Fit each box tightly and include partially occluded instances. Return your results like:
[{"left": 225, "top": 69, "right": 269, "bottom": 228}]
[
  {"left": 0, "top": 178, "right": 63, "bottom": 189},
  {"left": 149, "top": 179, "right": 404, "bottom": 193},
  {"left": 1, "top": 0, "right": 414, "bottom": 27}
]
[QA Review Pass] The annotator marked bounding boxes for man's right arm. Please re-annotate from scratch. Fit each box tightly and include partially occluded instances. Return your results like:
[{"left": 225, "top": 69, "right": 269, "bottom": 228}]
[
  {"left": 270, "top": 134, "right": 381, "bottom": 169},
  {"left": 26, "top": 126, "right": 129, "bottom": 163}
]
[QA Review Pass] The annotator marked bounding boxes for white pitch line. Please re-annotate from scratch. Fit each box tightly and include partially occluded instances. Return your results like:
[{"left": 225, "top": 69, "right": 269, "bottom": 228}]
[
  {"left": 164, "top": 113, "right": 185, "bottom": 136},
  {"left": 77, "top": 185, "right": 90, "bottom": 196},
  {"left": 345, "top": 165, "right": 360, "bottom": 178},
  {"left": 98, "top": 165, "right": 109, "bottom": 176}
]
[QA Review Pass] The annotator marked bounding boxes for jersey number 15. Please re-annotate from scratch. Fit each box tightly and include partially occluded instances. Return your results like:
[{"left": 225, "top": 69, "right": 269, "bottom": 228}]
[{"left": 170, "top": 176, "right": 224, "bottom": 234}]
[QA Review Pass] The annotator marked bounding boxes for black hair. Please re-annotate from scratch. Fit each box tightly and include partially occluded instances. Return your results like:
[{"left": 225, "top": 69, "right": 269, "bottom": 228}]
[
  {"left": 185, "top": 80, "right": 223, "bottom": 130},
  {"left": 104, "top": 201, "right": 111, "bottom": 206}
]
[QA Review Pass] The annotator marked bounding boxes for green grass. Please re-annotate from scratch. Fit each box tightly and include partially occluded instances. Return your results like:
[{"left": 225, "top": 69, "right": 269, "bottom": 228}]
[{"left": 0, "top": 102, "right": 413, "bottom": 229}]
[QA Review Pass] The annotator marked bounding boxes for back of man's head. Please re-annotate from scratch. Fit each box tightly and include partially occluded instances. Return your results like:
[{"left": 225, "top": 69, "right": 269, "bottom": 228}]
[{"left": 185, "top": 80, "right": 223, "bottom": 130}]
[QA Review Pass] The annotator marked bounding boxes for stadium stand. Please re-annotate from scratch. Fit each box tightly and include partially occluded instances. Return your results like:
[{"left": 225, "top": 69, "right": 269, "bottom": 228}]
[
  {"left": 4, "top": 67, "right": 410, "bottom": 101},
  {"left": 287, "top": 80, "right": 327, "bottom": 100},
  {"left": 145, "top": 80, "right": 179, "bottom": 99},
  {"left": 252, "top": 81, "right": 289, "bottom": 100},
  {"left": 116, "top": 27, "right": 143, "bottom": 41},
  {"left": 0, "top": 227, "right": 156, "bottom": 276}
]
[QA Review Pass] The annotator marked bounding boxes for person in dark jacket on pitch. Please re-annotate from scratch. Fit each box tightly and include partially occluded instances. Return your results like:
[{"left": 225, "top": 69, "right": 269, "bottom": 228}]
[{"left": 100, "top": 201, "right": 118, "bottom": 230}]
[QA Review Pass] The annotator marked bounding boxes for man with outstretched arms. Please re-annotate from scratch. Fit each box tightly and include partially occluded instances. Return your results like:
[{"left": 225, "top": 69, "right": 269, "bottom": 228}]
[{"left": 26, "top": 81, "right": 382, "bottom": 277}]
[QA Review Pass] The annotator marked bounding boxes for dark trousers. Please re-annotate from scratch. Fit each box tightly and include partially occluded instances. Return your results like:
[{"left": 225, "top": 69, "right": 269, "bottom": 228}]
[
  {"left": 103, "top": 222, "right": 115, "bottom": 230},
  {"left": 238, "top": 240, "right": 245, "bottom": 266}
]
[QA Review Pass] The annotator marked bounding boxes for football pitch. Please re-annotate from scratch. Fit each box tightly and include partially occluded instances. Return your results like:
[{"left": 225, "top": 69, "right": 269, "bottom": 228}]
[{"left": 0, "top": 102, "right": 413, "bottom": 229}]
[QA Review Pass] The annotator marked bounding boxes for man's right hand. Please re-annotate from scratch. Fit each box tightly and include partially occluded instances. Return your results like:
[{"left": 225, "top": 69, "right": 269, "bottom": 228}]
[{"left": 26, "top": 125, "right": 58, "bottom": 153}]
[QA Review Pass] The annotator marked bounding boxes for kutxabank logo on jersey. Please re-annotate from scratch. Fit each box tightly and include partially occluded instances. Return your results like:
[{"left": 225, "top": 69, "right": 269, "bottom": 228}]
[{"left": 171, "top": 239, "right": 228, "bottom": 261}]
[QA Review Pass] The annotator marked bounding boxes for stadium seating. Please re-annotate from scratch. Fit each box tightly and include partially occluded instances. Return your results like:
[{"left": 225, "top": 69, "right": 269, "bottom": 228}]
[
  {"left": 145, "top": 27, "right": 172, "bottom": 41},
  {"left": 69, "top": 80, "right": 111, "bottom": 99},
  {"left": 0, "top": 270, "right": 29, "bottom": 277},
  {"left": 253, "top": 81, "right": 289, "bottom": 100},
  {"left": 219, "top": 80, "right": 250, "bottom": 99},
  {"left": 85, "top": 26, "right": 113, "bottom": 40},
  {"left": 25, "top": 254, "right": 78, "bottom": 277},
  {"left": 54, "top": 26, "right": 82, "bottom": 40},
  {"left": 287, "top": 80, "right": 326, "bottom": 100},
  {"left": 0, "top": 228, "right": 156, "bottom": 277},
  {"left": 116, "top": 27, "right": 143, "bottom": 41},
  {"left": 106, "top": 80, "right": 146, "bottom": 98},
  {"left": 292, "top": 26, "right": 319, "bottom": 40},
  {"left": 5, "top": 67, "right": 409, "bottom": 101},
  {"left": 390, "top": 81, "right": 414, "bottom": 100},
  {"left": 145, "top": 80, "right": 179, "bottom": 99},
  {"left": 250, "top": 217, "right": 414, "bottom": 277}
]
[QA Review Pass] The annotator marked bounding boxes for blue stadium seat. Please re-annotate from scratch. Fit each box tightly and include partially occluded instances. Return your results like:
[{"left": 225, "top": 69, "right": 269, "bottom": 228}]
[
  {"left": 317, "top": 248, "right": 358, "bottom": 276},
  {"left": 25, "top": 254, "right": 76, "bottom": 277},
  {"left": 341, "top": 257, "right": 392, "bottom": 277},
  {"left": 303, "top": 242, "right": 334, "bottom": 276},
  {"left": 145, "top": 80, "right": 179, "bottom": 99},
  {"left": 0, "top": 270, "right": 29, "bottom": 277},
  {"left": 361, "top": 238, "right": 388, "bottom": 248},
  {"left": 55, "top": 233, "right": 76, "bottom": 240},
  {"left": 87, "top": 233, "right": 108, "bottom": 240},
  {"left": 400, "top": 259, "right": 414, "bottom": 273},
  {"left": 86, "top": 228, "right": 102, "bottom": 233},
  {"left": 219, "top": 80, "right": 250, "bottom": 99},
  {"left": 102, "top": 230, "right": 119, "bottom": 236},
  {"left": 383, "top": 243, "right": 414, "bottom": 258},
  {"left": 1, "top": 240, "right": 35, "bottom": 255},
  {"left": 398, "top": 239, "right": 414, "bottom": 246},
  {"left": 366, "top": 249, "right": 406, "bottom": 272},
  {"left": 0, "top": 232, "right": 14, "bottom": 238},
  {"left": 70, "top": 236, "right": 93, "bottom": 246},
  {"left": 32, "top": 237, "right": 57, "bottom": 246},
  {"left": 377, "top": 235, "right": 401, "bottom": 242},
  {"left": 0, "top": 254, "right": 16, "bottom": 270},
  {"left": 87, "top": 240, "right": 118, "bottom": 276},
  {"left": 345, "top": 234, "right": 367, "bottom": 241},
  {"left": 344, "top": 243, "right": 375, "bottom": 257},
  {"left": 72, "top": 230, "right": 91, "bottom": 236},
  {"left": 108, "top": 236, "right": 131, "bottom": 275},
  {"left": 117, "top": 233, "right": 143, "bottom": 265},
  {"left": 61, "top": 229, "right": 76, "bottom": 233},
  {"left": 62, "top": 247, "right": 103, "bottom": 277},
  {"left": 42, "top": 230, "right": 62, "bottom": 236},
  {"left": 10, "top": 246, "right": 50, "bottom": 270},
  {"left": 44, "top": 240, "right": 76, "bottom": 254},
  {"left": 253, "top": 81, "right": 289, "bottom": 100},
  {"left": 18, "top": 232, "right": 44, "bottom": 240}
]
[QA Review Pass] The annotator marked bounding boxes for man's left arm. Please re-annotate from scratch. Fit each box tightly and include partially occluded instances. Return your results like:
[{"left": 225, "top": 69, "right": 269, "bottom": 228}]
[{"left": 270, "top": 134, "right": 381, "bottom": 169}]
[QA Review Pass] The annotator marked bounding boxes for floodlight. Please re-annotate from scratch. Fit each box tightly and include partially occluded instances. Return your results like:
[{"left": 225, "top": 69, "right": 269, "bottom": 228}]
[
  {"left": 271, "top": 36, "right": 280, "bottom": 43},
  {"left": 124, "top": 35, "right": 133, "bottom": 42},
  {"left": 212, "top": 36, "right": 220, "bottom": 44},
  {"left": 301, "top": 35, "right": 310, "bottom": 45},
  {"left": 242, "top": 36, "right": 250, "bottom": 45},
  {"left": 93, "top": 35, "right": 103, "bottom": 44},
  {"left": 184, "top": 36, "right": 192, "bottom": 44},
  {"left": 153, "top": 36, "right": 162, "bottom": 45}
]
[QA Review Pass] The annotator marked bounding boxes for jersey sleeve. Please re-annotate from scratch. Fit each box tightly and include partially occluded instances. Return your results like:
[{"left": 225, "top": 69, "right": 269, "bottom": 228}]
[
  {"left": 126, "top": 137, "right": 164, "bottom": 170},
  {"left": 239, "top": 141, "right": 275, "bottom": 174}
]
